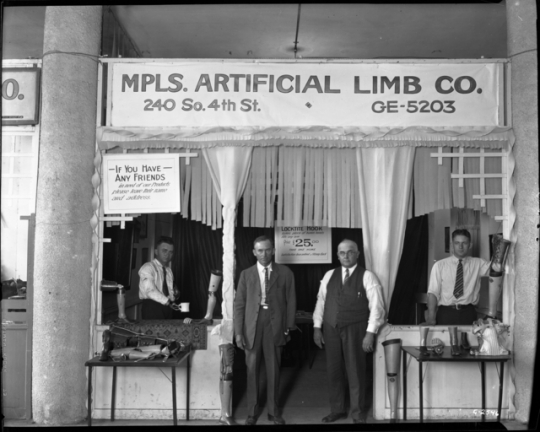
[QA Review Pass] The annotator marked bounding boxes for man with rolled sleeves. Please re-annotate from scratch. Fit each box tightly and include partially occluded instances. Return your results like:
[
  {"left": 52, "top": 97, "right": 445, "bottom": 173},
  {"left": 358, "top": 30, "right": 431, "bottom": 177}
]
[
  {"left": 138, "top": 236, "right": 180, "bottom": 319},
  {"left": 234, "top": 235, "right": 296, "bottom": 425},
  {"left": 424, "top": 228, "right": 491, "bottom": 325},
  {"left": 313, "top": 239, "right": 386, "bottom": 424}
]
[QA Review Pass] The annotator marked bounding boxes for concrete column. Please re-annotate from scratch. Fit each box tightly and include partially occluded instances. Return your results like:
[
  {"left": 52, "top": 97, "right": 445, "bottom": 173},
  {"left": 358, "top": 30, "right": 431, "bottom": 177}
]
[
  {"left": 32, "top": 6, "right": 102, "bottom": 424},
  {"left": 506, "top": 0, "right": 538, "bottom": 424}
]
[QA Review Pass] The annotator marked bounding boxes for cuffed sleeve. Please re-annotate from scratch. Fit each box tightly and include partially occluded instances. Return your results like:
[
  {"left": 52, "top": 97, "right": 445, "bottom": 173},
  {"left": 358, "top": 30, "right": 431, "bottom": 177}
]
[
  {"left": 313, "top": 270, "right": 333, "bottom": 328},
  {"left": 364, "top": 271, "right": 386, "bottom": 334}
]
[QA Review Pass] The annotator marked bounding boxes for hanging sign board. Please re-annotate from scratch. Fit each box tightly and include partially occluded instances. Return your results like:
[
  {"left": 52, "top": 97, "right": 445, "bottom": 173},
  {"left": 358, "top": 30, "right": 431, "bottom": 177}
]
[
  {"left": 109, "top": 61, "right": 501, "bottom": 128},
  {"left": 275, "top": 226, "right": 332, "bottom": 264},
  {"left": 2, "top": 68, "right": 40, "bottom": 125},
  {"left": 102, "top": 153, "right": 180, "bottom": 214}
]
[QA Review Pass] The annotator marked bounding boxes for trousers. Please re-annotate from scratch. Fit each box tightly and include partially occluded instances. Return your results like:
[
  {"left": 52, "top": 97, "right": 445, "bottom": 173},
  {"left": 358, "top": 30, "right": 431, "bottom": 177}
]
[
  {"left": 324, "top": 320, "right": 368, "bottom": 420},
  {"left": 245, "top": 307, "right": 282, "bottom": 417}
]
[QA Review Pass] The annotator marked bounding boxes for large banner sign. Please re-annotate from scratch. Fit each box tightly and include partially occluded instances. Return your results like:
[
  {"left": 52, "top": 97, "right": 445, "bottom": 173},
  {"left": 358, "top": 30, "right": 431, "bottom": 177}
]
[
  {"left": 275, "top": 226, "right": 332, "bottom": 264},
  {"left": 109, "top": 61, "right": 501, "bottom": 128},
  {"left": 102, "top": 154, "right": 180, "bottom": 214},
  {"left": 2, "top": 68, "right": 40, "bottom": 125}
]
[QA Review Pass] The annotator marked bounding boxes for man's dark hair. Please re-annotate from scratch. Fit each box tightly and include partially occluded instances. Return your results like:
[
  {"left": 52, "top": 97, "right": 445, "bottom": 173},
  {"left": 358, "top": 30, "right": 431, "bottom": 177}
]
[
  {"left": 452, "top": 229, "right": 471, "bottom": 241},
  {"left": 253, "top": 235, "right": 273, "bottom": 248},
  {"left": 155, "top": 236, "right": 174, "bottom": 248}
]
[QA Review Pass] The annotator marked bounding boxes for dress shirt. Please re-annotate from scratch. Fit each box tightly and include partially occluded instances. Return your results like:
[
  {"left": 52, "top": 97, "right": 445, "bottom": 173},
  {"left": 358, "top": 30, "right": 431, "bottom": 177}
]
[
  {"left": 139, "top": 258, "right": 174, "bottom": 305},
  {"left": 256, "top": 261, "right": 272, "bottom": 305},
  {"left": 313, "top": 266, "right": 386, "bottom": 334},
  {"left": 427, "top": 255, "right": 491, "bottom": 306}
]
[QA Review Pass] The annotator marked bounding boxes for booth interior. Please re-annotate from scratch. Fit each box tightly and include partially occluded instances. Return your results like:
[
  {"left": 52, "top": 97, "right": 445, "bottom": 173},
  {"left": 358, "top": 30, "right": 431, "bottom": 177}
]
[{"left": 101, "top": 206, "right": 503, "bottom": 327}]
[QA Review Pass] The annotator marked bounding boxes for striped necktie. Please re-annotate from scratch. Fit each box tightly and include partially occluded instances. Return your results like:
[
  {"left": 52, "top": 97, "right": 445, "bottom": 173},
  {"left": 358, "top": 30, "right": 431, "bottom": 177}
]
[
  {"left": 264, "top": 267, "right": 269, "bottom": 300},
  {"left": 453, "top": 259, "right": 464, "bottom": 299},
  {"left": 344, "top": 268, "right": 350, "bottom": 285},
  {"left": 162, "top": 266, "right": 170, "bottom": 297}
]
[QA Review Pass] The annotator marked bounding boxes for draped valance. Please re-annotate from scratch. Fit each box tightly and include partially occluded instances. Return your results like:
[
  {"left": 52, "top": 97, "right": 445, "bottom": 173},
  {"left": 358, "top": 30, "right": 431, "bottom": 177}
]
[{"left": 96, "top": 125, "right": 512, "bottom": 150}]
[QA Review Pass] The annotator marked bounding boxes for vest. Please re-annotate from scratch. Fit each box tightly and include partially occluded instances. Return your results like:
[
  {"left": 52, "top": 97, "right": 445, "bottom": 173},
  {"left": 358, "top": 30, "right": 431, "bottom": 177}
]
[{"left": 323, "top": 266, "right": 369, "bottom": 328}]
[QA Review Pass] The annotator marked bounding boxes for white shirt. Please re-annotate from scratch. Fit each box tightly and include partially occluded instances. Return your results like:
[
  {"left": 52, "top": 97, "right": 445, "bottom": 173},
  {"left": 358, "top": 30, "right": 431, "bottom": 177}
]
[
  {"left": 138, "top": 259, "right": 175, "bottom": 305},
  {"left": 427, "top": 255, "right": 491, "bottom": 306},
  {"left": 313, "top": 265, "right": 386, "bottom": 334},
  {"left": 257, "top": 262, "right": 272, "bottom": 305}
]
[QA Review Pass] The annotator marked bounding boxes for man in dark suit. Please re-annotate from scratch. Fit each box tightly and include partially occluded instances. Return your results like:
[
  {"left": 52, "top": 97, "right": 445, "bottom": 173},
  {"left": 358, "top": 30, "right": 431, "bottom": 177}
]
[
  {"left": 313, "top": 239, "right": 386, "bottom": 424},
  {"left": 234, "top": 235, "right": 296, "bottom": 425}
]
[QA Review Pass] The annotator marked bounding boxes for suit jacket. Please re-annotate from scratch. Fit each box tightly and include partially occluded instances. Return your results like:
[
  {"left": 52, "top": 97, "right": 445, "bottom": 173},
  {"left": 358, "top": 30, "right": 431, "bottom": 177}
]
[{"left": 234, "top": 262, "right": 296, "bottom": 350}]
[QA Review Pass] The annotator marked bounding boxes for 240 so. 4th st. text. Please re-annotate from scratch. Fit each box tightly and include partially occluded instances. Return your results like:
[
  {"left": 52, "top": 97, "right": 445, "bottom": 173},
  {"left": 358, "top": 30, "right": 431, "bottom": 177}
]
[{"left": 143, "top": 98, "right": 261, "bottom": 112}]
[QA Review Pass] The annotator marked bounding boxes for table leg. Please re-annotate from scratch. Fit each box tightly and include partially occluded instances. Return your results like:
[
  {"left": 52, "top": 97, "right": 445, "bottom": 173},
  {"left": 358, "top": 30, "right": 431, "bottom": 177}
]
[
  {"left": 498, "top": 362, "right": 504, "bottom": 422},
  {"left": 87, "top": 366, "right": 92, "bottom": 427},
  {"left": 419, "top": 361, "right": 423, "bottom": 423},
  {"left": 481, "top": 362, "right": 486, "bottom": 422},
  {"left": 111, "top": 366, "right": 117, "bottom": 421},
  {"left": 187, "top": 352, "right": 191, "bottom": 421},
  {"left": 172, "top": 366, "right": 177, "bottom": 426},
  {"left": 402, "top": 351, "right": 407, "bottom": 421}
]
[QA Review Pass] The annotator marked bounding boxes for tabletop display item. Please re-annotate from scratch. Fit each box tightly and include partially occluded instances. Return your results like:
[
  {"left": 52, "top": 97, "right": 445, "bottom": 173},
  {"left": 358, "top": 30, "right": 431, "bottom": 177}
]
[{"left": 471, "top": 318, "right": 511, "bottom": 356}]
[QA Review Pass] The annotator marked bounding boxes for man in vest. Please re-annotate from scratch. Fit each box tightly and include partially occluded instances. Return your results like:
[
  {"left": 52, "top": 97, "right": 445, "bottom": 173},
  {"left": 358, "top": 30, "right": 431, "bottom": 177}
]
[{"left": 313, "top": 239, "right": 385, "bottom": 424}]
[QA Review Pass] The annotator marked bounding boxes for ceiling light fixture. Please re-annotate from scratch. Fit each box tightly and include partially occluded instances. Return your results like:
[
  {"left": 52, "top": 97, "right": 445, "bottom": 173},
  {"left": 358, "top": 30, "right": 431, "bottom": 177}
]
[{"left": 293, "top": 4, "right": 301, "bottom": 59}]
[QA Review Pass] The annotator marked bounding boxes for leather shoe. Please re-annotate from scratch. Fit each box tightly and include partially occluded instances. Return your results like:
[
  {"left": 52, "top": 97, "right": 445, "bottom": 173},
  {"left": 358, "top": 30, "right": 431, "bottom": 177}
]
[
  {"left": 322, "top": 412, "right": 347, "bottom": 423},
  {"left": 268, "top": 414, "right": 286, "bottom": 425},
  {"left": 353, "top": 412, "right": 367, "bottom": 423},
  {"left": 245, "top": 416, "right": 257, "bottom": 425}
]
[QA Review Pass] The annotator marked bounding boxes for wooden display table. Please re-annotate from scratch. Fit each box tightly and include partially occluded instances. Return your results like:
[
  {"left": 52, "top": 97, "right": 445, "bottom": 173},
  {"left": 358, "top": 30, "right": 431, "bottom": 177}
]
[
  {"left": 85, "top": 349, "right": 192, "bottom": 426},
  {"left": 401, "top": 346, "right": 510, "bottom": 423}
]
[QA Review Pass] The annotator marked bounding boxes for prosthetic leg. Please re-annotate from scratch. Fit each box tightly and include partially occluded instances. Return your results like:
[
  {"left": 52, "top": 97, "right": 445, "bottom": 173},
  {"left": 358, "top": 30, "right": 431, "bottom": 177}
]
[
  {"left": 419, "top": 326, "right": 430, "bottom": 356},
  {"left": 197, "top": 270, "right": 222, "bottom": 325},
  {"left": 448, "top": 327, "right": 461, "bottom": 356},
  {"left": 486, "top": 235, "right": 511, "bottom": 319},
  {"left": 382, "top": 339, "right": 402, "bottom": 423},
  {"left": 100, "top": 280, "right": 130, "bottom": 323},
  {"left": 218, "top": 343, "right": 237, "bottom": 425}
]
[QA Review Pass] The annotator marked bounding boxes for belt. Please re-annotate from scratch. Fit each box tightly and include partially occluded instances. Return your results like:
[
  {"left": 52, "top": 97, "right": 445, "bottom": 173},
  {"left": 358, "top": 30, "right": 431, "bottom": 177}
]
[{"left": 440, "top": 303, "right": 472, "bottom": 310}]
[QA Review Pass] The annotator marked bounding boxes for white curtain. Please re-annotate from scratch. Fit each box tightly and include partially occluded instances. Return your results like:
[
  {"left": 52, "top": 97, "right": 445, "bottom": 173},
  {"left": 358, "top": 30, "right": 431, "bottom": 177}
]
[
  {"left": 203, "top": 147, "right": 253, "bottom": 345},
  {"left": 357, "top": 147, "right": 416, "bottom": 312}
]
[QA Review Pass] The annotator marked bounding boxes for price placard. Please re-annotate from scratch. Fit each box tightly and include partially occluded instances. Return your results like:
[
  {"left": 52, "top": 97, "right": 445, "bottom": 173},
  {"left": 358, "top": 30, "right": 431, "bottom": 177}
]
[{"left": 275, "top": 226, "right": 332, "bottom": 264}]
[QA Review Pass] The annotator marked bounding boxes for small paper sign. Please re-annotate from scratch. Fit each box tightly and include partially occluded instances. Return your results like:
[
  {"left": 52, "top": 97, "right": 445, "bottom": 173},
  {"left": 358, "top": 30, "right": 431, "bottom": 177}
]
[{"left": 102, "top": 153, "right": 180, "bottom": 214}]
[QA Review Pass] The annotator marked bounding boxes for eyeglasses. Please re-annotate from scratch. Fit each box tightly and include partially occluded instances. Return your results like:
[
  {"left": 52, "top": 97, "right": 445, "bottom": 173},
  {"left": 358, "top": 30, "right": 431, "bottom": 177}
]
[{"left": 338, "top": 251, "right": 357, "bottom": 258}]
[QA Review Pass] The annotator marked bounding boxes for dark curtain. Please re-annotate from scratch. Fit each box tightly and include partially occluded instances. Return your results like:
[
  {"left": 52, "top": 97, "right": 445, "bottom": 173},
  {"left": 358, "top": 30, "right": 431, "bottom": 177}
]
[
  {"left": 387, "top": 214, "right": 429, "bottom": 325},
  {"left": 235, "top": 200, "right": 365, "bottom": 314},
  {"left": 171, "top": 215, "right": 223, "bottom": 320}
]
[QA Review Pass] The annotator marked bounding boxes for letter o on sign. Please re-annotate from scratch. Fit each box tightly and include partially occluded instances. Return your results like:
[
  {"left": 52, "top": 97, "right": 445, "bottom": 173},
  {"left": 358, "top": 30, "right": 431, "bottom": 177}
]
[
  {"left": 454, "top": 76, "right": 477, "bottom": 94},
  {"left": 2, "top": 78, "right": 20, "bottom": 100}
]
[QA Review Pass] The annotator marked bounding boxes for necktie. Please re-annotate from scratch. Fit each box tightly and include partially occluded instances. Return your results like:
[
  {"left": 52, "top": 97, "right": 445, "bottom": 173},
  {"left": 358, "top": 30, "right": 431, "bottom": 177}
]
[
  {"left": 162, "top": 266, "right": 170, "bottom": 297},
  {"left": 453, "top": 259, "right": 463, "bottom": 299},
  {"left": 264, "top": 267, "right": 269, "bottom": 301},
  {"left": 344, "top": 268, "right": 350, "bottom": 285}
]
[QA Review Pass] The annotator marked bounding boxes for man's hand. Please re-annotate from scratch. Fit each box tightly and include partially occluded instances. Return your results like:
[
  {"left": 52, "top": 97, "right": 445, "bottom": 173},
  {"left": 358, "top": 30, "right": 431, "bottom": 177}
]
[
  {"left": 183, "top": 317, "right": 192, "bottom": 324},
  {"left": 235, "top": 335, "right": 246, "bottom": 350},
  {"left": 421, "top": 318, "right": 436, "bottom": 326},
  {"left": 313, "top": 328, "right": 324, "bottom": 349},
  {"left": 167, "top": 301, "right": 180, "bottom": 311},
  {"left": 362, "top": 332, "right": 375, "bottom": 352}
]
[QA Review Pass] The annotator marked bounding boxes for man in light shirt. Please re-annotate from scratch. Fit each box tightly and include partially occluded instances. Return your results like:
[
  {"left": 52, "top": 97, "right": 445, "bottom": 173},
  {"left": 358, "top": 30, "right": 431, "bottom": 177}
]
[
  {"left": 138, "top": 236, "right": 180, "bottom": 319},
  {"left": 233, "top": 235, "right": 296, "bottom": 425},
  {"left": 424, "top": 228, "right": 491, "bottom": 325},
  {"left": 313, "top": 239, "right": 385, "bottom": 424}
]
